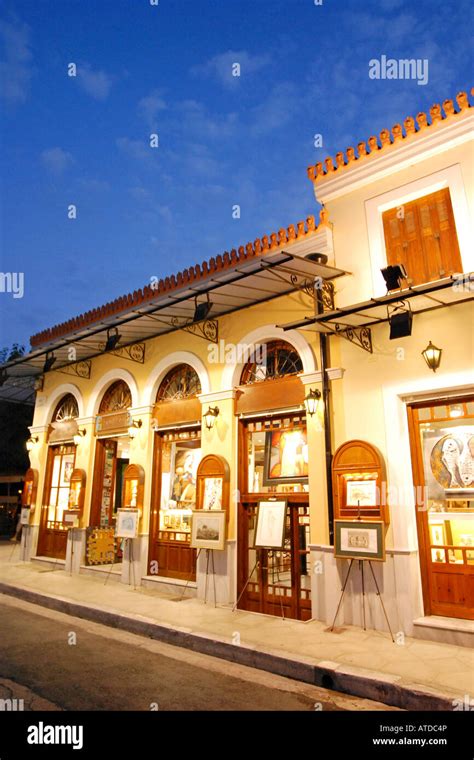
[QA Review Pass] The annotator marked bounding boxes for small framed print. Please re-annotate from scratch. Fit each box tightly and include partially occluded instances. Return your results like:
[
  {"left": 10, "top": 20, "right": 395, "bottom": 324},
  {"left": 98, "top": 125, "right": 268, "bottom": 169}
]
[
  {"left": 20, "top": 508, "right": 31, "bottom": 526},
  {"left": 345, "top": 479, "right": 378, "bottom": 507},
  {"left": 190, "top": 510, "right": 226, "bottom": 551},
  {"left": 115, "top": 508, "right": 140, "bottom": 539},
  {"left": 334, "top": 519, "right": 385, "bottom": 561},
  {"left": 202, "top": 477, "right": 223, "bottom": 510},
  {"left": 429, "top": 522, "right": 446, "bottom": 547},
  {"left": 254, "top": 500, "right": 287, "bottom": 549}
]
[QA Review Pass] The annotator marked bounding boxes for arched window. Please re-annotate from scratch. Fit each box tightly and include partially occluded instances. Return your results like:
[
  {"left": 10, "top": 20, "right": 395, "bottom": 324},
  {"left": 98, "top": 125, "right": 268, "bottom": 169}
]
[
  {"left": 157, "top": 364, "right": 201, "bottom": 401},
  {"left": 99, "top": 380, "right": 132, "bottom": 413},
  {"left": 240, "top": 340, "right": 303, "bottom": 385},
  {"left": 52, "top": 393, "right": 79, "bottom": 422}
]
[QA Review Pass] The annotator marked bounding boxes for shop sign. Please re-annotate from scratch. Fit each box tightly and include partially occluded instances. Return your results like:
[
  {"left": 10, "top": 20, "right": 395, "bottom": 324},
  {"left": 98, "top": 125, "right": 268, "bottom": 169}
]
[
  {"left": 95, "top": 411, "right": 132, "bottom": 436},
  {"left": 48, "top": 419, "right": 79, "bottom": 443}
]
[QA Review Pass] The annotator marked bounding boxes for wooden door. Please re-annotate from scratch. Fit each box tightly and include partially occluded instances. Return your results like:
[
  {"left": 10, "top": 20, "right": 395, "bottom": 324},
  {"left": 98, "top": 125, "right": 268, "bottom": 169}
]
[
  {"left": 37, "top": 444, "right": 75, "bottom": 559},
  {"left": 148, "top": 431, "right": 200, "bottom": 580},
  {"left": 237, "top": 416, "right": 311, "bottom": 621},
  {"left": 407, "top": 397, "right": 474, "bottom": 620}
]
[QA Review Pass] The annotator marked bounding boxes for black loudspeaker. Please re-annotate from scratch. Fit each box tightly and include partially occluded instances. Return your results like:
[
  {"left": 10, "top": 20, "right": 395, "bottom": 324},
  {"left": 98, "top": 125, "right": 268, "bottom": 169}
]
[{"left": 389, "top": 310, "right": 413, "bottom": 339}]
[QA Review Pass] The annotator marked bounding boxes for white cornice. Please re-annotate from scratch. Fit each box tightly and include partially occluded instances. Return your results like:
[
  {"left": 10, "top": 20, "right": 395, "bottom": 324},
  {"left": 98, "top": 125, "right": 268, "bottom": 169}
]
[{"left": 314, "top": 113, "right": 474, "bottom": 204}]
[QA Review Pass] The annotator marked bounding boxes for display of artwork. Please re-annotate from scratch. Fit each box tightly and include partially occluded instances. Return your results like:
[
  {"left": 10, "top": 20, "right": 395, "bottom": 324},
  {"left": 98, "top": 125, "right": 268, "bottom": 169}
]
[
  {"left": 254, "top": 500, "right": 287, "bottom": 549},
  {"left": 202, "top": 477, "right": 223, "bottom": 510},
  {"left": 115, "top": 508, "right": 140, "bottom": 539},
  {"left": 85, "top": 527, "right": 117, "bottom": 565},
  {"left": 190, "top": 510, "right": 226, "bottom": 551},
  {"left": 263, "top": 428, "right": 308, "bottom": 485},
  {"left": 170, "top": 447, "right": 200, "bottom": 504},
  {"left": 430, "top": 432, "right": 474, "bottom": 490},
  {"left": 20, "top": 508, "right": 30, "bottom": 526},
  {"left": 334, "top": 520, "right": 386, "bottom": 561},
  {"left": 346, "top": 480, "right": 378, "bottom": 507},
  {"left": 100, "top": 443, "right": 116, "bottom": 526}
]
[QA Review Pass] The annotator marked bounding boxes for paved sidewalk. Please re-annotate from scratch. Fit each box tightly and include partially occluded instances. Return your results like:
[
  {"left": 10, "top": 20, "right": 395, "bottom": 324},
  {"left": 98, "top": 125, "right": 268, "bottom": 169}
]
[{"left": 0, "top": 545, "right": 472, "bottom": 710}]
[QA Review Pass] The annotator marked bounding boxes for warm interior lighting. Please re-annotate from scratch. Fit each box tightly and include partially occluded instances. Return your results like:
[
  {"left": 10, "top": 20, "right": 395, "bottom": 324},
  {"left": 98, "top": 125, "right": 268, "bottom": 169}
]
[
  {"left": 449, "top": 404, "right": 463, "bottom": 419},
  {"left": 304, "top": 388, "right": 321, "bottom": 416},
  {"left": 204, "top": 406, "right": 219, "bottom": 430},
  {"left": 73, "top": 429, "right": 87, "bottom": 446},
  {"left": 105, "top": 328, "right": 121, "bottom": 352},
  {"left": 381, "top": 264, "right": 408, "bottom": 291},
  {"left": 128, "top": 419, "right": 143, "bottom": 438},
  {"left": 421, "top": 341, "right": 442, "bottom": 372}
]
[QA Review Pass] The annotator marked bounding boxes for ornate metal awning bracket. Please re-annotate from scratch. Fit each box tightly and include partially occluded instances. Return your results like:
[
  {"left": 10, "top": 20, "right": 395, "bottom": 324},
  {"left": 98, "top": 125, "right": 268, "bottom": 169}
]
[
  {"left": 334, "top": 324, "right": 373, "bottom": 354},
  {"left": 108, "top": 343, "right": 146, "bottom": 364},
  {"left": 55, "top": 360, "right": 92, "bottom": 379},
  {"left": 171, "top": 317, "right": 219, "bottom": 344}
]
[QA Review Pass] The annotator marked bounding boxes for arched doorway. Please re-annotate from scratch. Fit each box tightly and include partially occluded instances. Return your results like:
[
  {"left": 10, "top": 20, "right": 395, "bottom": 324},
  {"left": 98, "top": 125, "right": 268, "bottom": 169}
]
[
  {"left": 236, "top": 341, "right": 312, "bottom": 620},
  {"left": 88, "top": 380, "right": 132, "bottom": 565},
  {"left": 148, "top": 364, "right": 202, "bottom": 580},
  {"left": 37, "top": 394, "right": 79, "bottom": 559}
]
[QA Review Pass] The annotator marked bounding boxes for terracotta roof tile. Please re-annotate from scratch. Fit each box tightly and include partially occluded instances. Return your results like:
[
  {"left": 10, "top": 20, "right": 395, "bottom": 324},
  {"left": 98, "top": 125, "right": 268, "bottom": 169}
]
[
  {"left": 30, "top": 208, "right": 330, "bottom": 347},
  {"left": 307, "top": 89, "right": 473, "bottom": 184}
]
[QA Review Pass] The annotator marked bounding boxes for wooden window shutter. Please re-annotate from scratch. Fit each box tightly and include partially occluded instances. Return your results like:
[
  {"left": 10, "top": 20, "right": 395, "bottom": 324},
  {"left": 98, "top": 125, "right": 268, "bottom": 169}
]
[{"left": 382, "top": 188, "right": 462, "bottom": 286}]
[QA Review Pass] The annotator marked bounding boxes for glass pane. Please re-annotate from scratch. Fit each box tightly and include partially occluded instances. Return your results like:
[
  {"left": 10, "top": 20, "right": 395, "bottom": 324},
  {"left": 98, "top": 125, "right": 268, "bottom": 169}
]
[
  {"left": 159, "top": 440, "right": 201, "bottom": 539},
  {"left": 51, "top": 455, "right": 61, "bottom": 489},
  {"left": 248, "top": 425, "right": 309, "bottom": 494},
  {"left": 419, "top": 419, "right": 474, "bottom": 566},
  {"left": 59, "top": 454, "right": 75, "bottom": 487}
]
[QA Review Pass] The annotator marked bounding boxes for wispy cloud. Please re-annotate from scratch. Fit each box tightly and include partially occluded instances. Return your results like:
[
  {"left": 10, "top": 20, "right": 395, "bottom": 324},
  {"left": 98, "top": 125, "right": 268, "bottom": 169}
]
[
  {"left": 0, "top": 15, "right": 33, "bottom": 105},
  {"left": 191, "top": 49, "right": 271, "bottom": 88},
  {"left": 116, "top": 137, "right": 151, "bottom": 161},
  {"left": 40, "top": 147, "right": 74, "bottom": 175},
  {"left": 77, "top": 63, "right": 113, "bottom": 100},
  {"left": 176, "top": 99, "right": 238, "bottom": 138},
  {"left": 249, "top": 82, "right": 298, "bottom": 136},
  {"left": 138, "top": 89, "right": 167, "bottom": 128}
]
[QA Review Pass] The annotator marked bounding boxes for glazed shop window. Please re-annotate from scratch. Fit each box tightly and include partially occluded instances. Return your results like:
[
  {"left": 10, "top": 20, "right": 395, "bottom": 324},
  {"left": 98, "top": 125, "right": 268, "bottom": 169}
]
[
  {"left": 159, "top": 433, "right": 202, "bottom": 540},
  {"left": 382, "top": 188, "right": 462, "bottom": 287},
  {"left": 419, "top": 406, "right": 474, "bottom": 566},
  {"left": 46, "top": 445, "right": 76, "bottom": 523},
  {"left": 247, "top": 417, "right": 309, "bottom": 494}
]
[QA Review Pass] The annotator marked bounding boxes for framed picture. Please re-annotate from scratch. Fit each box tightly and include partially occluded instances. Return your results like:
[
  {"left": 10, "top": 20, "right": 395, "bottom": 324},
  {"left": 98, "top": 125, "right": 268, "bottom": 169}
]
[
  {"left": 202, "top": 476, "right": 223, "bottom": 510},
  {"left": 334, "top": 519, "right": 386, "bottom": 561},
  {"left": 429, "top": 522, "right": 447, "bottom": 546},
  {"left": 170, "top": 447, "right": 200, "bottom": 505},
  {"left": 115, "top": 508, "right": 140, "bottom": 539},
  {"left": 190, "top": 510, "right": 226, "bottom": 551},
  {"left": 345, "top": 479, "right": 378, "bottom": 507},
  {"left": 254, "top": 500, "right": 287, "bottom": 549},
  {"left": 262, "top": 428, "right": 308, "bottom": 486},
  {"left": 20, "top": 508, "right": 31, "bottom": 526}
]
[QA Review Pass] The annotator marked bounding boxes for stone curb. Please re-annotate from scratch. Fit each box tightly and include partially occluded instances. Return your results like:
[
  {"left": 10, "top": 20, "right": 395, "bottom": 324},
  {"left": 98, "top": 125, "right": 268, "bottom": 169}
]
[{"left": 0, "top": 582, "right": 457, "bottom": 711}]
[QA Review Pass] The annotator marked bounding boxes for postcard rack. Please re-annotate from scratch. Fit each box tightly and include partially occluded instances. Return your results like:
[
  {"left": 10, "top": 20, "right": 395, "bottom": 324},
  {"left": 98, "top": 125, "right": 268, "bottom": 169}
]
[{"left": 332, "top": 439, "right": 389, "bottom": 524}]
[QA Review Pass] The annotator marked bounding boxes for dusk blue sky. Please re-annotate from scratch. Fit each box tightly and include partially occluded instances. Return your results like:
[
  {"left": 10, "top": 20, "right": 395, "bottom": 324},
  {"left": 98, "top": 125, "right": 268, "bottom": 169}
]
[{"left": 1, "top": 0, "right": 472, "bottom": 350}]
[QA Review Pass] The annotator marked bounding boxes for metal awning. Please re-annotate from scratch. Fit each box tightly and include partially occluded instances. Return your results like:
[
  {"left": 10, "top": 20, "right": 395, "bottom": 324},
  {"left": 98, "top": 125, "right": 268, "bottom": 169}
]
[
  {"left": 278, "top": 274, "right": 473, "bottom": 353},
  {"left": 1, "top": 250, "right": 348, "bottom": 380}
]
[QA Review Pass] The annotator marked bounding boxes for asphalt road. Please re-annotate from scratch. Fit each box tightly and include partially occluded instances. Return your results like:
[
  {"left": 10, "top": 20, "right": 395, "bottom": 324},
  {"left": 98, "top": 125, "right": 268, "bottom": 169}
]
[{"left": 0, "top": 596, "right": 398, "bottom": 712}]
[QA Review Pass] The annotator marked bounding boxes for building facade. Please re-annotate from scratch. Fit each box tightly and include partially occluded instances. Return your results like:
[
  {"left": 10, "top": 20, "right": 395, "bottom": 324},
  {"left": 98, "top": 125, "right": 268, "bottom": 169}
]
[{"left": 9, "top": 89, "right": 474, "bottom": 644}]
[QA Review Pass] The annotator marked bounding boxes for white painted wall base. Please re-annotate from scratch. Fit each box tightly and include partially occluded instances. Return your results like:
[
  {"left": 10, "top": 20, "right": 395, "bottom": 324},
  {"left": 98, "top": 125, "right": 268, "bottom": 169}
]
[
  {"left": 196, "top": 540, "right": 236, "bottom": 605},
  {"left": 310, "top": 545, "right": 424, "bottom": 638},
  {"left": 121, "top": 535, "right": 148, "bottom": 586},
  {"left": 65, "top": 528, "right": 86, "bottom": 574},
  {"left": 20, "top": 524, "right": 38, "bottom": 562}
]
